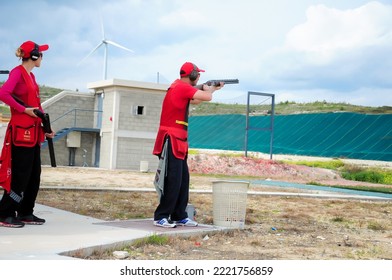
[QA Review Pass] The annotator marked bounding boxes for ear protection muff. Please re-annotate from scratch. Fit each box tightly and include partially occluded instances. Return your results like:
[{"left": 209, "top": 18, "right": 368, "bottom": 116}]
[
  {"left": 189, "top": 64, "right": 199, "bottom": 81},
  {"left": 30, "top": 44, "right": 40, "bottom": 61}
]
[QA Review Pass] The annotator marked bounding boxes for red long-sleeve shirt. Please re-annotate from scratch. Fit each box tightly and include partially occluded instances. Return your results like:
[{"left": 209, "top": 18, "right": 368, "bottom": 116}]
[{"left": 0, "top": 66, "right": 41, "bottom": 112}]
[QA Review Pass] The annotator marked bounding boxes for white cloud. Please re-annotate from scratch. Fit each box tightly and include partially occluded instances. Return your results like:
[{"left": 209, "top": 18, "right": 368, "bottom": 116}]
[
  {"left": 286, "top": 2, "right": 392, "bottom": 56},
  {"left": 1, "top": 0, "right": 392, "bottom": 107},
  {"left": 159, "top": 9, "right": 206, "bottom": 29},
  {"left": 250, "top": 1, "right": 392, "bottom": 106}
]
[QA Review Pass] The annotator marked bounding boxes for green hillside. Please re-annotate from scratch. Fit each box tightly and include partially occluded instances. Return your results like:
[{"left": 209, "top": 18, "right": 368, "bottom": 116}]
[
  {"left": 36, "top": 85, "right": 65, "bottom": 102},
  {"left": 1, "top": 82, "right": 391, "bottom": 115},
  {"left": 0, "top": 82, "right": 63, "bottom": 102},
  {"left": 191, "top": 101, "right": 392, "bottom": 115},
  {"left": 0, "top": 82, "right": 63, "bottom": 115}
]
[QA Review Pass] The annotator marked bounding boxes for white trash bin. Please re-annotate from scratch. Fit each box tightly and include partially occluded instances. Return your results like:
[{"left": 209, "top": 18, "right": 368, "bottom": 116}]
[{"left": 212, "top": 180, "right": 249, "bottom": 229}]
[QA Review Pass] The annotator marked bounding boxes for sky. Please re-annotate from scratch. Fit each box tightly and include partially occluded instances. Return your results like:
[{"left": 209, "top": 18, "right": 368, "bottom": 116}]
[{"left": 0, "top": 0, "right": 392, "bottom": 107}]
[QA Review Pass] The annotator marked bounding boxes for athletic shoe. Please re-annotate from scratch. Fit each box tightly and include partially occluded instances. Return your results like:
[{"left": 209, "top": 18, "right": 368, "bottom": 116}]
[
  {"left": 153, "top": 218, "right": 176, "bottom": 228},
  {"left": 17, "top": 214, "right": 46, "bottom": 225},
  {"left": 0, "top": 217, "right": 25, "bottom": 228},
  {"left": 174, "top": 218, "right": 198, "bottom": 227}
]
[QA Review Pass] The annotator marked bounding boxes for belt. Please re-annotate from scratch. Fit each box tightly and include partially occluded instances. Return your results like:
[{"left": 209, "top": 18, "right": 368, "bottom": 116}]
[{"left": 175, "top": 120, "right": 188, "bottom": 126}]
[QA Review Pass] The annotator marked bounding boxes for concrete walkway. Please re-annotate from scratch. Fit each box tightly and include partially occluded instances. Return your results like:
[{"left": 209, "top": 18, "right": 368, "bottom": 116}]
[{"left": 0, "top": 202, "right": 222, "bottom": 260}]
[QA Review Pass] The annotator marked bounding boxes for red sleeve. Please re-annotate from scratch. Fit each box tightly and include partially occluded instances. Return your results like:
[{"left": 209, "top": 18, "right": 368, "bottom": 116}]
[
  {"left": 170, "top": 81, "right": 197, "bottom": 108},
  {"left": 183, "top": 83, "right": 198, "bottom": 99},
  {"left": 0, "top": 67, "right": 26, "bottom": 113}
]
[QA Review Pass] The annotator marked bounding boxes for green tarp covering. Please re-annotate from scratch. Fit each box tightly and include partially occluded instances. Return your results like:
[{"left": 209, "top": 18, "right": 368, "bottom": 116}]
[{"left": 188, "top": 112, "right": 392, "bottom": 161}]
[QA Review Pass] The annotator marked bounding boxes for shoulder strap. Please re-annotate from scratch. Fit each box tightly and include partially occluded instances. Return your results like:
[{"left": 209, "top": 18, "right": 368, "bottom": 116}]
[{"left": 16, "top": 65, "right": 40, "bottom": 107}]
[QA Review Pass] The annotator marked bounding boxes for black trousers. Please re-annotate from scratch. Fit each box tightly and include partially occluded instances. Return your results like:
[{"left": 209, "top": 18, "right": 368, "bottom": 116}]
[
  {"left": 0, "top": 144, "right": 41, "bottom": 218},
  {"left": 154, "top": 138, "right": 189, "bottom": 221}
]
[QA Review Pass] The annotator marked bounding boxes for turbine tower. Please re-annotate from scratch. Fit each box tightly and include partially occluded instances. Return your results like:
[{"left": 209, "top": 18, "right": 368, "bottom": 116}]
[{"left": 79, "top": 20, "right": 134, "bottom": 80}]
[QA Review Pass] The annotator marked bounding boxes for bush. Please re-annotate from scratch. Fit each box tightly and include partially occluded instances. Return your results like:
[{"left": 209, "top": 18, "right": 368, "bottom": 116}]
[
  {"left": 341, "top": 166, "right": 392, "bottom": 185},
  {"left": 285, "top": 159, "right": 345, "bottom": 170}
]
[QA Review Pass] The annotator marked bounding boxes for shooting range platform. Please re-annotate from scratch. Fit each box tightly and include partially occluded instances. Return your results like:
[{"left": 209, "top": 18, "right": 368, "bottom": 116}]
[{"left": 0, "top": 203, "right": 222, "bottom": 260}]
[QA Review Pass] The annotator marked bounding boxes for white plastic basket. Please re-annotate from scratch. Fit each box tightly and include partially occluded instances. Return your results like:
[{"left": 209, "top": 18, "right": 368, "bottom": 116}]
[{"left": 212, "top": 180, "right": 249, "bottom": 229}]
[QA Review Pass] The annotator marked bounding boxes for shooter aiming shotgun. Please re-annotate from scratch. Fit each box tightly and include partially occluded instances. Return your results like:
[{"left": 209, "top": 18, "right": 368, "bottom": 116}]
[{"left": 11, "top": 95, "right": 56, "bottom": 167}]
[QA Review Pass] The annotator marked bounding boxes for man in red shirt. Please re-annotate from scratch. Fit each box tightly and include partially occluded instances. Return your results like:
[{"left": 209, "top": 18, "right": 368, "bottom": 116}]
[{"left": 152, "top": 62, "right": 223, "bottom": 228}]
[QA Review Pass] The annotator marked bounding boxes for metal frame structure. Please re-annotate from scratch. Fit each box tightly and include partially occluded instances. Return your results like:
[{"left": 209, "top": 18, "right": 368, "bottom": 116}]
[{"left": 245, "top": 91, "right": 275, "bottom": 159}]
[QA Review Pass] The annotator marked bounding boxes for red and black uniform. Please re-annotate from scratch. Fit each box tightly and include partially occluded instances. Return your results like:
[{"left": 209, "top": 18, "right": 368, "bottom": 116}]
[
  {"left": 153, "top": 79, "right": 197, "bottom": 221},
  {"left": 0, "top": 65, "right": 44, "bottom": 219}
]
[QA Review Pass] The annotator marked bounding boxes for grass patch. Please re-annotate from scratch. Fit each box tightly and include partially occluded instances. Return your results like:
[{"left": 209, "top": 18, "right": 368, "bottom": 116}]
[
  {"left": 133, "top": 234, "right": 169, "bottom": 248},
  {"left": 283, "top": 159, "right": 345, "bottom": 170},
  {"left": 286, "top": 159, "right": 391, "bottom": 186},
  {"left": 367, "top": 221, "right": 385, "bottom": 231},
  {"left": 331, "top": 216, "right": 345, "bottom": 223},
  {"left": 341, "top": 166, "right": 392, "bottom": 185},
  {"left": 188, "top": 149, "right": 200, "bottom": 155},
  {"left": 0, "top": 105, "right": 10, "bottom": 114}
]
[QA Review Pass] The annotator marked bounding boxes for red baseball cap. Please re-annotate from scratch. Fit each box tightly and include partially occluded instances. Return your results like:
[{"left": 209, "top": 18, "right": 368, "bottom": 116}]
[
  {"left": 180, "top": 62, "right": 205, "bottom": 77},
  {"left": 20, "top": 40, "right": 49, "bottom": 58}
]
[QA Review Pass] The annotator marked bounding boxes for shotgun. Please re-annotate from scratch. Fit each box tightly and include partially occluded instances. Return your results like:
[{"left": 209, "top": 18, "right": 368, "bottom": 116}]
[{"left": 32, "top": 109, "right": 56, "bottom": 167}]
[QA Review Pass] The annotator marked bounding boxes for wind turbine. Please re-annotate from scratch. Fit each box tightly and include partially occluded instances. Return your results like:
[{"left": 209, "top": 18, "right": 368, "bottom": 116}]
[{"left": 79, "top": 20, "right": 134, "bottom": 80}]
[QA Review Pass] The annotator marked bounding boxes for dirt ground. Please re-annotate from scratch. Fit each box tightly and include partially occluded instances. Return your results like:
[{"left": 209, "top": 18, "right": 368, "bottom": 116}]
[{"left": 37, "top": 153, "right": 392, "bottom": 260}]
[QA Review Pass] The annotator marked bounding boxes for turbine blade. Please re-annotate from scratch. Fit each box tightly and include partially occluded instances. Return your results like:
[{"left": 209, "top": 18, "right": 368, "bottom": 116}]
[
  {"left": 77, "top": 42, "right": 104, "bottom": 65},
  {"left": 105, "top": 40, "right": 134, "bottom": 53}
]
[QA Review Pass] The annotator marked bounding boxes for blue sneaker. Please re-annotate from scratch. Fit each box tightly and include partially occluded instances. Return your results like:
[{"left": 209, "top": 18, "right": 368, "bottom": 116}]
[
  {"left": 174, "top": 218, "right": 198, "bottom": 227},
  {"left": 153, "top": 218, "right": 176, "bottom": 228}
]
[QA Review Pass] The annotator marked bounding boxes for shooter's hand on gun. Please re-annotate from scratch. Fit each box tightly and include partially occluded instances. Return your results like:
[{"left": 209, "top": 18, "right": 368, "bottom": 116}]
[
  {"left": 202, "top": 82, "right": 224, "bottom": 91},
  {"left": 44, "top": 131, "right": 55, "bottom": 139},
  {"left": 33, "top": 109, "right": 55, "bottom": 137},
  {"left": 24, "top": 107, "right": 39, "bottom": 118}
]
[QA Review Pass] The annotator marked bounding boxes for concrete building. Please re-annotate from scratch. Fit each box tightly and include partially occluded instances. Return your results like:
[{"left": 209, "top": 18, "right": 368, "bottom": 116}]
[{"left": 40, "top": 79, "right": 168, "bottom": 171}]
